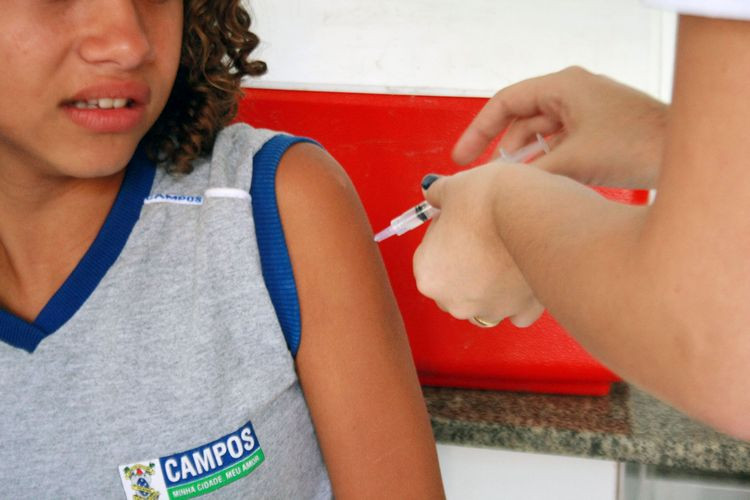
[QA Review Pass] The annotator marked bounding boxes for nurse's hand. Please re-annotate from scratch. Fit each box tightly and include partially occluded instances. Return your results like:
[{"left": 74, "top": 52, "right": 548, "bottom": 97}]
[
  {"left": 413, "top": 167, "right": 544, "bottom": 328},
  {"left": 453, "top": 66, "right": 668, "bottom": 189}
]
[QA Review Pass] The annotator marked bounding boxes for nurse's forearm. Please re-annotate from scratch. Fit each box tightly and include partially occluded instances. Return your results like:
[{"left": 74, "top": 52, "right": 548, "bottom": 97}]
[
  {"left": 491, "top": 14, "right": 750, "bottom": 440},
  {"left": 489, "top": 163, "right": 750, "bottom": 439},
  {"left": 488, "top": 166, "right": 652, "bottom": 377}
]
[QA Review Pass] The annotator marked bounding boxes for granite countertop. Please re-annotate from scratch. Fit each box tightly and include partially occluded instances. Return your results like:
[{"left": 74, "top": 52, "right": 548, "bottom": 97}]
[{"left": 423, "top": 383, "right": 750, "bottom": 474}]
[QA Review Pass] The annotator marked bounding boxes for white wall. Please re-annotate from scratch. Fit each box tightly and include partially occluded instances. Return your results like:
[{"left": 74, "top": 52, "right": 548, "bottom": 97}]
[{"left": 244, "top": 0, "right": 676, "bottom": 100}]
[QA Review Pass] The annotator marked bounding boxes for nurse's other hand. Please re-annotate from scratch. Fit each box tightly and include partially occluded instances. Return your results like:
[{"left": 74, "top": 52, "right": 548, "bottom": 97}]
[
  {"left": 413, "top": 169, "right": 544, "bottom": 328},
  {"left": 453, "top": 66, "right": 667, "bottom": 189}
]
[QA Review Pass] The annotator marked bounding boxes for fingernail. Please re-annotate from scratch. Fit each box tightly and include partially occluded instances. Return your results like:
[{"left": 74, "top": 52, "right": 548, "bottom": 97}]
[{"left": 421, "top": 174, "right": 439, "bottom": 190}]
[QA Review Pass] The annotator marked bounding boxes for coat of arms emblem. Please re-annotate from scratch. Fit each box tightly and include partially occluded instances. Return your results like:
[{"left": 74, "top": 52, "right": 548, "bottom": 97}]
[{"left": 122, "top": 463, "right": 160, "bottom": 499}]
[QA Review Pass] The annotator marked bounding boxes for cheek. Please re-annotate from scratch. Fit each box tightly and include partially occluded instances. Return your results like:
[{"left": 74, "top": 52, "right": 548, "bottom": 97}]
[
  {"left": 3, "top": 6, "right": 71, "bottom": 57},
  {"left": 156, "top": 5, "right": 184, "bottom": 64},
  {"left": 165, "top": 22, "right": 184, "bottom": 70},
  {"left": 0, "top": 37, "right": 53, "bottom": 106},
  {"left": 2, "top": 28, "right": 43, "bottom": 75},
  {"left": 153, "top": 17, "right": 184, "bottom": 94},
  {"left": 142, "top": 39, "right": 182, "bottom": 120}
]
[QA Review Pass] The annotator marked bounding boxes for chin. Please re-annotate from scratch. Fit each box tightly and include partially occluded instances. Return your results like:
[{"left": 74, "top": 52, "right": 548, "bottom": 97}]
[
  {"left": 72, "top": 158, "right": 136, "bottom": 179},
  {"left": 58, "top": 142, "right": 142, "bottom": 179}
]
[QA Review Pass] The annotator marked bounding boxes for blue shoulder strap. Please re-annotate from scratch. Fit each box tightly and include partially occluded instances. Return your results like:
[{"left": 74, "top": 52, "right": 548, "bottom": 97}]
[{"left": 251, "top": 134, "right": 319, "bottom": 357}]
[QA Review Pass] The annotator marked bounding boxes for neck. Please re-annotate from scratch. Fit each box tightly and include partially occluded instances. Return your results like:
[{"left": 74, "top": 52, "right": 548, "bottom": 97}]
[{"left": 0, "top": 167, "right": 125, "bottom": 322}]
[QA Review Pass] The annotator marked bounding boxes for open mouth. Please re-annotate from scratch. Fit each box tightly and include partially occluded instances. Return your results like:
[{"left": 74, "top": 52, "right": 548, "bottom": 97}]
[
  {"left": 66, "top": 98, "right": 138, "bottom": 110},
  {"left": 62, "top": 82, "right": 151, "bottom": 132}
]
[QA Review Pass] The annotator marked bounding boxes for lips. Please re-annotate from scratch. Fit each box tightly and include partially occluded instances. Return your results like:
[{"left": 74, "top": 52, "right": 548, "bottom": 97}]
[{"left": 62, "top": 81, "right": 152, "bottom": 133}]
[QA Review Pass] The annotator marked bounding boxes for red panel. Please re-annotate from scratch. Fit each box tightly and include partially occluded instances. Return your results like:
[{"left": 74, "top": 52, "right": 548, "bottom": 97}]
[{"left": 239, "top": 88, "right": 639, "bottom": 395}]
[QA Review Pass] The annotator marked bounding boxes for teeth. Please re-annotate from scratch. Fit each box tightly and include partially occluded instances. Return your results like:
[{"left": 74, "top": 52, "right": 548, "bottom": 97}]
[{"left": 72, "top": 98, "right": 131, "bottom": 109}]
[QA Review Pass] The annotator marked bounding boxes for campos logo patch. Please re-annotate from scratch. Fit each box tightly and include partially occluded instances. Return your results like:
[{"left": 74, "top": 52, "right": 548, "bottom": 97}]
[
  {"left": 144, "top": 193, "right": 204, "bottom": 205},
  {"left": 119, "top": 421, "right": 264, "bottom": 499}
]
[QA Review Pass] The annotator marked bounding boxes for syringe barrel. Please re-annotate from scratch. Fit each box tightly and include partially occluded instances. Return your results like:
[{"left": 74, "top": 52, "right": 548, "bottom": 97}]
[
  {"left": 499, "top": 133, "right": 550, "bottom": 163},
  {"left": 390, "top": 201, "right": 439, "bottom": 235}
]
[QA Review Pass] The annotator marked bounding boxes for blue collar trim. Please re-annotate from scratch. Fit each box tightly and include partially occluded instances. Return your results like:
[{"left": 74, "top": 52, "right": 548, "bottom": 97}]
[{"left": 0, "top": 150, "right": 156, "bottom": 353}]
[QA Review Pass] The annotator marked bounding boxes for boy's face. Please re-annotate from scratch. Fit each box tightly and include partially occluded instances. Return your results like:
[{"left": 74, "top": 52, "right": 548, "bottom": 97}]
[{"left": 0, "top": 0, "right": 183, "bottom": 180}]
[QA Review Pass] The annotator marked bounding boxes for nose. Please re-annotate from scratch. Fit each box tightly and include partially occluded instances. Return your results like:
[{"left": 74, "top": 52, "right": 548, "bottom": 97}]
[{"left": 77, "top": 0, "right": 155, "bottom": 70}]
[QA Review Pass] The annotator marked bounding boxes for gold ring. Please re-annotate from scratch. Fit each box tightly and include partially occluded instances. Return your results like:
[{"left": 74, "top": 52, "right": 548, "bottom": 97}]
[{"left": 473, "top": 316, "right": 501, "bottom": 328}]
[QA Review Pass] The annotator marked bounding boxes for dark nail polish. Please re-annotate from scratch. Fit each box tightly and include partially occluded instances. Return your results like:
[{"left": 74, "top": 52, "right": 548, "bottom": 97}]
[{"left": 421, "top": 174, "right": 439, "bottom": 190}]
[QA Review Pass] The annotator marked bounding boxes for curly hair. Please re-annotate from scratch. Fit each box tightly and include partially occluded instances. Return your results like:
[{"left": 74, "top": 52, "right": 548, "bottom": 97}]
[{"left": 143, "top": 0, "right": 267, "bottom": 174}]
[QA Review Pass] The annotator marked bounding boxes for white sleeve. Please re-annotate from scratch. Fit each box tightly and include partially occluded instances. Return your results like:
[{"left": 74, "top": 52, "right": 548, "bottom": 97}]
[{"left": 642, "top": 0, "right": 750, "bottom": 20}]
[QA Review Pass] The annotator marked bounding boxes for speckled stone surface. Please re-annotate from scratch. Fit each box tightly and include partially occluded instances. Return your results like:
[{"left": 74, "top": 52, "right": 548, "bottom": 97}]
[{"left": 424, "top": 383, "right": 750, "bottom": 474}]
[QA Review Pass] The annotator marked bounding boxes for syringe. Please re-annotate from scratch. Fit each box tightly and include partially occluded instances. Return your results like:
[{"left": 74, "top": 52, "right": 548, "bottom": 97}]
[{"left": 374, "top": 133, "right": 550, "bottom": 242}]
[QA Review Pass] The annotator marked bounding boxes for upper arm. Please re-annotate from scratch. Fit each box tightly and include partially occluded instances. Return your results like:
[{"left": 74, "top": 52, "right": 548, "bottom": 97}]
[
  {"left": 637, "top": 15, "right": 750, "bottom": 436},
  {"left": 274, "top": 142, "right": 444, "bottom": 498}
]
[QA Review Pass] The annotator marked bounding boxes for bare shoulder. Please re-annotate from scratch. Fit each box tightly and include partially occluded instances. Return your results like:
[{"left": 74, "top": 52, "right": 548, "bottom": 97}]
[
  {"left": 273, "top": 141, "right": 380, "bottom": 278},
  {"left": 275, "top": 141, "right": 365, "bottom": 226},
  {"left": 272, "top": 140, "right": 391, "bottom": 330}
]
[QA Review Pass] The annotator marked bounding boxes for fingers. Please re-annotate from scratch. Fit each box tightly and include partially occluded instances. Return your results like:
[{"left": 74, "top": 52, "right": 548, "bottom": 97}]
[
  {"left": 420, "top": 173, "right": 446, "bottom": 208},
  {"left": 413, "top": 166, "right": 545, "bottom": 330},
  {"left": 498, "top": 116, "right": 561, "bottom": 158},
  {"left": 452, "top": 72, "right": 563, "bottom": 166},
  {"left": 509, "top": 300, "right": 545, "bottom": 328},
  {"left": 467, "top": 294, "right": 544, "bottom": 329},
  {"left": 417, "top": 279, "right": 544, "bottom": 330},
  {"left": 457, "top": 307, "right": 543, "bottom": 329},
  {"left": 469, "top": 315, "right": 504, "bottom": 328},
  {"left": 420, "top": 290, "right": 544, "bottom": 329}
]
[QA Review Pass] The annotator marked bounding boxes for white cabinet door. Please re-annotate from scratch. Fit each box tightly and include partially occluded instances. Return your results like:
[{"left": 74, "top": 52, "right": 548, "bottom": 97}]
[{"left": 437, "top": 443, "right": 617, "bottom": 500}]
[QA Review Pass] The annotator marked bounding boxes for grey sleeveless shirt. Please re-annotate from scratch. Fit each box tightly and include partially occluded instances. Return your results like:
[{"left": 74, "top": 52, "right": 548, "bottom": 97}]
[{"left": 0, "top": 124, "right": 332, "bottom": 499}]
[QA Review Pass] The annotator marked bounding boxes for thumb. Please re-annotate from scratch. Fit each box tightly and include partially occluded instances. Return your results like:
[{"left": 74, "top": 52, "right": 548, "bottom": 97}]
[{"left": 421, "top": 173, "right": 446, "bottom": 208}]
